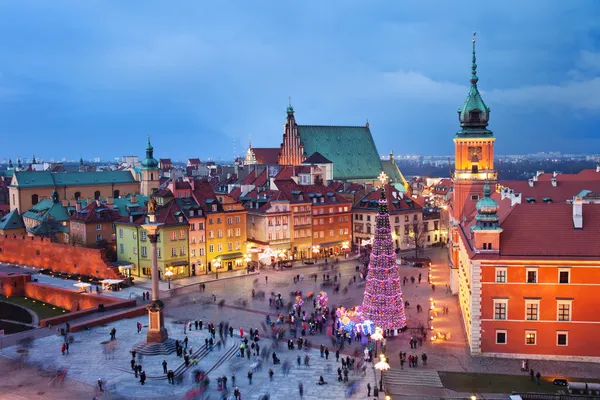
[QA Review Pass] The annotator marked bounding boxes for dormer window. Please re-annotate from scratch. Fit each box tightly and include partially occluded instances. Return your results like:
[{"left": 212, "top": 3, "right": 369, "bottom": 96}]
[
  {"left": 469, "top": 109, "right": 481, "bottom": 123},
  {"left": 212, "top": 205, "right": 217, "bottom": 212}
]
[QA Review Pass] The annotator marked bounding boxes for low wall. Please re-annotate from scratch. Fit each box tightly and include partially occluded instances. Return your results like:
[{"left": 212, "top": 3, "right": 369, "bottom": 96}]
[
  {"left": 24, "top": 282, "right": 122, "bottom": 312},
  {"left": 0, "top": 235, "right": 121, "bottom": 279},
  {"left": 0, "top": 273, "right": 30, "bottom": 297},
  {"left": 39, "top": 299, "right": 137, "bottom": 327},
  {"left": 70, "top": 305, "right": 147, "bottom": 333}
]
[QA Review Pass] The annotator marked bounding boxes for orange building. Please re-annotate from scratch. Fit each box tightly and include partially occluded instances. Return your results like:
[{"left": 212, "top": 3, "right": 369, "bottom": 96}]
[{"left": 450, "top": 36, "right": 600, "bottom": 361}]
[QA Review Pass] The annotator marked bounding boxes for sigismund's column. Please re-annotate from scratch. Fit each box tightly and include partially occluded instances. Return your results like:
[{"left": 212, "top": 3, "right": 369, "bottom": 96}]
[{"left": 142, "top": 204, "right": 168, "bottom": 343}]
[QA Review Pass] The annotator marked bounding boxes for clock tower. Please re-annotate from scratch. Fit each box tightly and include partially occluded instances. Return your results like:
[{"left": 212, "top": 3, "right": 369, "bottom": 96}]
[
  {"left": 449, "top": 33, "right": 498, "bottom": 277},
  {"left": 452, "top": 33, "right": 497, "bottom": 222}
]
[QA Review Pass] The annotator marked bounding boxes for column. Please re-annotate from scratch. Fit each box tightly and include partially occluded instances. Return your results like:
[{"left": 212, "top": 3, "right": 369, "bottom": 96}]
[{"left": 149, "top": 233, "right": 159, "bottom": 301}]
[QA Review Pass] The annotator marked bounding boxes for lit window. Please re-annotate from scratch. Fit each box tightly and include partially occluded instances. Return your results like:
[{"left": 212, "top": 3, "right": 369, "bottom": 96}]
[
  {"left": 525, "top": 331, "right": 536, "bottom": 345},
  {"left": 179, "top": 229, "right": 185, "bottom": 239},
  {"left": 217, "top": 244, "right": 222, "bottom": 252},
  {"left": 171, "top": 247, "right": 177, "bottom": 256},
  {"left": 171, "top": 231, "right": 177, "bottom": 241},
  {"left": 209, "top": 245, "right": 214, "bottom": 253},
  {"left": 141, "top": 231, "right": 147, "bottom": 241}
]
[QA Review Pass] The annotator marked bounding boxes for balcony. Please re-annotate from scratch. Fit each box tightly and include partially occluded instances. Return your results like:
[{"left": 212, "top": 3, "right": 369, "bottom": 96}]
[{"left": 454, "top": 170, "right": 498, "bottom": 181}]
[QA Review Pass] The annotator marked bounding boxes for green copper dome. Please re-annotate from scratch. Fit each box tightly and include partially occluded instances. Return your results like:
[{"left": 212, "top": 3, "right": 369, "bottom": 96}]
[
  {"left": 457, "top": 34, "right": 493, "bottom": 138},
  {"left": 141, "top": 136, "right": 159, "bottom": 170},
  {"left": 474, "top": 182, "right": 500, "bottom": 228}
]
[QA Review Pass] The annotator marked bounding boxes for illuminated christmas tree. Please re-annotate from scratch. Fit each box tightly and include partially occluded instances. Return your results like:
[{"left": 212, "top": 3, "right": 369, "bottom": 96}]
[{"left": 361, "top": 172, "right": 408, "bottom": 331}]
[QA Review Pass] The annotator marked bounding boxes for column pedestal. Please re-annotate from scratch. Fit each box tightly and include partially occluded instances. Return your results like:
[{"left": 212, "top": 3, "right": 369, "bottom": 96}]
[{"left": 146, "top": 299, "right": 169, "bottom": 343}]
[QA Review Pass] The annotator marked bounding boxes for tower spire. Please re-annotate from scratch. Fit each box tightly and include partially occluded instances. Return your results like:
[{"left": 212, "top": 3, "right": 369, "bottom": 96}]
[{"left": 471, "top": 32, "right": 478, "bottom": 86}]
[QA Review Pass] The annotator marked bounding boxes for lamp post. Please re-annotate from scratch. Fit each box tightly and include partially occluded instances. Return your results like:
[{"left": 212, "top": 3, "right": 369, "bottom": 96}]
[
  {"left": 341, "top": 241, "right": 349, "bottom": 258},
  {"left": 244, "top": 253, "right": 252, "bottom": 272},
  {"left": 370, "top": 326, "right": 384, "bottom": 358},
  {"left": 374, "top": 353, "right": 390, "bottom": 392},
  {"left": 312, "top": 245, "right": 320, "bottom": 262},
  {"left": 165, "top": 268, "right": 173, "bottom": 290}
]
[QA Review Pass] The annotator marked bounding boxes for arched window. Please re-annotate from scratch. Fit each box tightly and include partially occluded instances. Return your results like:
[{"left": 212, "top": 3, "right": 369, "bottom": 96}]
[
  {"left": 74, "top": 192, "right": 81, "bottom": 200},
  {"left": 94, "top": 191, "right": 101, "bottom": 200},
  {"left": 150, "top": 173, "right": 154, "bottom": 181},
  {"left": 31, "top": 194, "right": 39, "bottom": 205},
  {"left": 113, "top": 190, "right": 120, "bottom": 199},
  {"left": 469, "top": 110, "right": 481, "bottom": 123}
]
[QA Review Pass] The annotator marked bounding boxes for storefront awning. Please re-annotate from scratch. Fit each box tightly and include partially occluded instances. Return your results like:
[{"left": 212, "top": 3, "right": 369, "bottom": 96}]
[
  {"left": 169, "top": 260, "right": 188, "bottom": 267},
  {"left": 219, "top": 252, "right": 244, "bottom": 261},
  {"left": 318, "top": 241, "right": 346, "bottom": 247}
]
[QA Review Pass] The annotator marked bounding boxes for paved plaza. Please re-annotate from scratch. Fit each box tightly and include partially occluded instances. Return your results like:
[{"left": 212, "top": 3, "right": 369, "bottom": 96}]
[{"left": 2, "top": 248, "right": 600, "bottom": 399}]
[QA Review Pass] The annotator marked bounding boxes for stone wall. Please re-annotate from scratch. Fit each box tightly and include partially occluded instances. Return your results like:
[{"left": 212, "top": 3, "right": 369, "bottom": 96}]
[
  {"left": 24, "top": 282, "right": 122, "bottom": 312},
  {"left": 0, "top": 273, "right": 30, "bottom": 296},
  {"left": 0, "top": 235, "right": 122, "bottom": 279}
]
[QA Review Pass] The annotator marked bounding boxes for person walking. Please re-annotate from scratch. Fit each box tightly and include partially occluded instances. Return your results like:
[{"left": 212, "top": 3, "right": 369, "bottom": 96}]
[
  {"left": 61, "top": 343, "right": 66, "bottom": 355},
  {"left": 162, "top": 360, "right": 168, "bottom": 374},
  {"left": 140, "top": 370, "right": 146, "bottom": 385},
  {"left": 269, "top": 368, "right": 274, "bottom": 381},
  {"left": 367, "top": 383, "right": 371, "bottom": 396},
  {"left": 265, "top": 276, "right": 268, "bottom": 284},
  {"left": 65, "top": 342, "right": 69, "bottom": 354},
  {"left": 247, "top": 370, "right": 253, "bottom": 385},
  {"left": 298, "top": 382, "right": 304, "bottom": 399},
  {"left": 97, "top": 378, "right": 103, "bottom": 392},
  {"left": 325, "top": 347, "right": 329, "bottom": 360},
  {"left": 535, "top": 371, "right": 541, "bottom": 385},
  {"left": 335, "top": 349, "right": 340, "bottom": 362}
]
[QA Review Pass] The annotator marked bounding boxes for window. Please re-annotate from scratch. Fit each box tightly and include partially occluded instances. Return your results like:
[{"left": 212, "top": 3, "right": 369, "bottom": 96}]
[
  {"left": 209, "top": 230, "right": 214, "bottom": 239},
  {"left": 495, "top": 268, "right": 507, "bottom": 283},
  {"left": 228, "top": 243, "right": 233, "bottom": 251},
  {"left": 179, "top": 229, "right": 185, "bottom": 239},
  {"left": 96, "top": 224, "right": 102, "bottom": 231},
  {"left": 133, "top": 247, "right": 137, "bottom": 255},
  {"left": 200, "top": 248, "right": 205, "bottom": 256},
  {"left": 209, "top": 245, "right": 214, "bottom": 253},
  {"left": 209, "top": 218, "right": 213, "bottom": 225},
  {"left": 557, "top": 301, "right": 572, "bottom": 321},
  {"left": 132, "top": 231, "right": 137, "bottom": 240},
  {"left": 31, "top": 194, "right": 39, "bottom": 205},
  {"left": 329, "top": 230, "right": 334, "bottom": 237},
  {"left": 493, "top": 300, "right": 507, "bottom": 320},
  {"left": 235, "top": 216, "right": 240, "bottom": 224},
  {"left": 74, "top": 192, "right": 81, "bottom": 201},
  {"left": 525, "top": 331, "right": 537, "bottom": 345},
  {"left": 525, "top": 301, "right": 539, "bottom": 321},
  {"left": 113, "top": 190, "right": 120, "bottom": 199},
  {"left": 471, "top": 194, "right": 479, "bottom": 201},
  {"left": 227, "top": 217, "right": 232, "bottom": 224},
  {"left": 526, "top": 268, "right": 538, "bottom": 283},
  {"left": 119, "top": 228, "right": 123, "bottom": 239},
  {"left": 96, "top": 234, "right": 102, "bottom": 241},
  {"left": 557, "top": 331, "right": 568, "bottom": 346},
  {"left": 495, "top": 330, "right": 507, "bottom": 345},
  {"left": 558, "top": 269, "right": 570, "bottom": 284},
  {"left": 314, "top": 232, "right": 318, "bottom": 239},
  {"left": 320, "top": 231, "right": 324, "bottom": 238},
  {"left": 141, "top": 231, "right": 147, "bottom": 241},
  {"left": 235, "top": 242, "right": 241, "bottom": 250},
  {"left": 344, "top": 228, "right": 348, "bottom": 235},
  {"left": 180, "top": 247, "right": 185, "bottom": 256},
  {"left": 171, "top": 231, "right": 177, "bottom": 241},
  {"left": 217, "top": 244, "right": 222, "bottom": 252},
  {"left": 171, "top": 247, "right": 177, "bottom": 256},
  {"left": 119, "top": 244, "right": 124, "bottom": 254},
  {"left": 217, "top": 229, "right": 223, "bottom": 238},
  {"left": 339, "top": 229, "right": 343, "bottom": 236},
  {"left": 94, "top": 190, "right": 101, "bottom": 200},
  {"left": 157, "top": 248, "right": 161, "bottom": 258},
  {"left": 141, "top": 246, "right": 147, "bottom": 257},
  {"left": 227, "top": 229, "right": 233, "bottom": 238},
  {"left": 217, "top": 217, "right": 222, "bottom": 224},
  {"left": 198, "top": 222, "right": 204, "bottom": 230},
  {"left": 235, "top": 228, "right": 241, "bottom": 237},
  {"left": 191, "top": 249, "right": 196, "bottom": 257}
]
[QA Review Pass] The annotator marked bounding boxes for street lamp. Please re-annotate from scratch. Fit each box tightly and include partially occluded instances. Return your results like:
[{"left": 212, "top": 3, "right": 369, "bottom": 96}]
[
  {"left": 370, "top": 326, "right": 384, "bottom": 358},
  {"left": 341, "top": 241, "right": 349, "bottom": 258},
  {"left": 374, "top": 353, "right": 390, "bottom": 392},
  {"left": 164, "top": 268, "right": 174, "bottom": 290},
  {"left": 312, "top": 245, "right": 320, "bottom": 262},
  {"left": 213, "top": 258, "right": 221, "bottom": 279}
]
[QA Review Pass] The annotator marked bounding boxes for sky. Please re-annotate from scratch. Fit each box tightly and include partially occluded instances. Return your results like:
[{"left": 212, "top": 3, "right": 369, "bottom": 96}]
[{"left": 1, "top": 1, "right": 599, "bottom": 162}]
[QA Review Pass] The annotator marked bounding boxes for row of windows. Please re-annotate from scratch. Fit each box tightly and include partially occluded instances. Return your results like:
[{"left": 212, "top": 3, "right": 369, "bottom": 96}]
[
  {"left": 29, "top": 190, "right": 120, "bottom": 206},
  {"left": 208, "top": 216, "right": 242, "bottom": 225},
  {"left": 208, "top": 228, "right": 242, "bottom": 239},
  {"left": 190, "top": 248, "right": 205, "bottom": 257},
  {"left": 495, "top": 268, "right": 571, "bottom": 284},
  {"left": 495, "top": 330, "right": 569, "bottom": 347},
  {"left": 312, "top": 206, "right": 349, "bottom": 215},
  {"left": 208, "top": 242, "right": 241, "bottom": 253},
  {"left": 355, "top": 214, "right": 419, "bottom": 223},
  {"left": 294, "top": 229, "right": 311, "bottom": 239},
  {"left": 190, "top": 222, "right": 205, "bottom": 231},
  {"left": 313, "top": 216, "right": 350, "bottom": 225},
  {"left": 493, "top": 299, "right": 572, "bottom": 321},
  {"left": 313, "top": 228, "right": 350, "bottom": 239},
  {"left": 293, "top": 206, "right": 310, "bottom": 213},
  {"left": 268, "top": 216, "right": 289, "bottom": 226}
]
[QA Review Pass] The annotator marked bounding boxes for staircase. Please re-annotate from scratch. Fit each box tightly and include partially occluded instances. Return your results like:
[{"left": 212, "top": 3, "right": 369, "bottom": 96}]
[
  {"left": 131, "top": 338, "right": 178, "bottom": 356},
  {"left": 383, "top": 368, "right": 444, "bottom": 389}
]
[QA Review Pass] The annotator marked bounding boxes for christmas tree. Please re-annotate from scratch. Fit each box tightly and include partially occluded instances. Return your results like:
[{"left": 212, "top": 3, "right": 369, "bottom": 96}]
[{"left": 361, "top": 176, "right": 408, "bottom": 331}]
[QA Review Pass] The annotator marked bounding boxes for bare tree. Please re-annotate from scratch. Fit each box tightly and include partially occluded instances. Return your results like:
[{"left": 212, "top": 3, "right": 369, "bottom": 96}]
[{"left": 406, "top": 222, "right": 427, "bottom": 259}]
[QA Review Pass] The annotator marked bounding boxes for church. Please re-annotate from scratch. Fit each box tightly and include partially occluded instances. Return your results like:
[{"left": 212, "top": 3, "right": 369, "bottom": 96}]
[{"left": 245, "top": 104, "right": 408, "bottom": 189}]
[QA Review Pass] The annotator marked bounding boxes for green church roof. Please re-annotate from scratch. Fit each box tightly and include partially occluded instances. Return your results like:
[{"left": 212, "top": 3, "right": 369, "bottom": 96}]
[
  {"left": 298, "top": 125, "right": 382, "bottom": 181},
  {"left": 0, "top": 209, "right": 25, "bottom": 230},
  {"left": 382, "top": 157, "right": 408, "bottom": 192},
  {"left": 141, "top": 136, "right": 159, "bottom": 170},
  {"left": 113, "top": 194, "right": 149, "bottom": 216},
  {"left": 12, "top": 171, "right": 136, "bottom": 188},
  {"left": 22, "top": 198, "right": 70, "bottom": 223}
]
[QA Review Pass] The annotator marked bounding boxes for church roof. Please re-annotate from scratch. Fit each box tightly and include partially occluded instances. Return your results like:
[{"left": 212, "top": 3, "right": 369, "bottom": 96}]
[
  {"left": 303, "top": 152, "right": 332, "bottom": 164},
  {"left": 251, "top": 148, "right": 280, "bottom": 165},
  {"left": 298, "top": 125, "right": 381, "bottom": 181},
  {"left": 381, "top": 159, "right": 408, "bottom": 192}
]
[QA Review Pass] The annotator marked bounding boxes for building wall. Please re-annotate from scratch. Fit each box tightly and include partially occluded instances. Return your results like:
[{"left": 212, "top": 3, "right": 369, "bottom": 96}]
[
  {"left": 454, "top": 138, "right": 495, "bottom": 172},
  {"left": 0, "top": 235, "right": 121, "bottom": 279},
  {"left": 291, "top": 203, "right": 312, "bottom": 259},
  {"left": 188, "top": 216, "right": 207, "bottom": 275},
  {"left": 311, "top": 204, "right": 351, "bottom": 254},
  {"left": 0, "top": 227, "right": 26, "bottom": 236},
  {"left": 10, "top": 181, "right": 140, "bottom": 213},
  {"left": 157, "top": 224, "right": 190, "bottom": 278},
  {"left": 70, "top": 221, "right": 115, "bottom": 247},
  {"left": 479, "top": 262, "right": 600, "bottom": 360},
  {"left": 353, "top": 209, "right": 422, "bottom": 251},
  {"left": 116, "top": 224, "right": 145, "bottom": 277},
  {"left": 140, "top": 169, "right": 160, "bottom": 196}
]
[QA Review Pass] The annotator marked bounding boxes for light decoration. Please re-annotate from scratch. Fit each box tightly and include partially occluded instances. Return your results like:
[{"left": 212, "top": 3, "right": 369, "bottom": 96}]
[
  {"left": 317, "top": 291, "right": 328, "bottom": 308},
  {"left": 293, "top": 295, "right": 304, "bottom": 310},
  {"left": 360, "top": 179, "right": 408, "bottom": 330}
]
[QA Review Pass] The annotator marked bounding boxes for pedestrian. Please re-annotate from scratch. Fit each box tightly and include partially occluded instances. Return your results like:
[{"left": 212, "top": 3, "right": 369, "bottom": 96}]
[
  {"left": 195, "top": 320, "right": 199, "bottom": 330},
  {"left": 325, "top": 347, "right": 329, "bottom": 360},
  {"left": 213, "top": 292, "right": 217, "bottom": 301},
  {"left": 247, "top": 370, "right": 253, "bottom": 384},
  {"left": 131, "top": 357, "right": 136, "bottom": 370},
  {"left": 265, "top": 276, "right": 268, "bottom": 284},
  {"left": 335, "top": 349, "right": 340, "bottom": 362},
  {"left": 418, "top": 273, "right": 422, "bottom": 283},
  {"left": 162, "top": 360, "right": 168, "bottom": 374},
  {"left": 432, "top": 284, "right": 436, "bottom": 292},
  {"left": 234, "top": 387, "right": 241, "bottom": 400},
  {"left": 97, "top": 378, "right": 103, "bottom": 392},
  {"left": 146, "top": 291, "right": 150, "bottom": 300},
  {"left": 298, "top": 382, "right": 304, "bottom": 399},
  {"left": 65, "top": 342, "right": 69, "bottom": 354},
  {"left": 142, "top": 292, "right": 145, "bottom": 301},
  {"left": 269, "top": 368, "right": 274, "bottom": 381},
  {"left": 535, "top": 371, "right": 541, "bottom": 385},
  {"left": 367, "top": 383, "right": 371, "bottom": 396},
  {"left": 530, "top": 369, "right": 534, "bottom": 381},
  {"left": 61, "top": 343, "right": 66, "bottom": 355},
  {"left": 140, "top": 370, "right": 146, "bottom": 385}
]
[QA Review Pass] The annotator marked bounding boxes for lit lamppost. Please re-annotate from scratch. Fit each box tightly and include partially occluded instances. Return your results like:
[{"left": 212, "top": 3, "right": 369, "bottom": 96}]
[
  {"left": 371, "top": 326, "right": 384, "bottom": 358},
  {"left": 244, "top": 253, "right": 252, "bottom": 271},
  {"left": 312, "top": 245, "right": 320, "bottom": 262},
  {"left": 213, "top": 258, "right": 221, "bottom": 279},
  {"left": 165, "top": 268, "right": 173, "bottom": 290},
  {"left": 341, "top": 241, "right": 349, "bottom": 258},
  {"left": 374, "top": 353, "right": 390, "bottom": 392}
]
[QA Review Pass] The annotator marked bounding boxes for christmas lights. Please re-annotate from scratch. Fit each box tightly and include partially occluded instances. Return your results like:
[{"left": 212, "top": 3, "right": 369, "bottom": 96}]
[{"left": 360, "top": 186, "right": 408, "bottom": 330}]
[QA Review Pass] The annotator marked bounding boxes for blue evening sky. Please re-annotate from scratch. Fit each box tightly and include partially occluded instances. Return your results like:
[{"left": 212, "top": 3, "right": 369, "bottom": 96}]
[{"left": 0, "top": 1, "right": 599, "bottom": 162}]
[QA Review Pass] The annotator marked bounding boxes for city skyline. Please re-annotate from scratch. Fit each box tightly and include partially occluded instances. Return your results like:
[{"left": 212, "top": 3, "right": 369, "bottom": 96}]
[{"left": 1, "top": 1, "right": 599, "bottom": 160}]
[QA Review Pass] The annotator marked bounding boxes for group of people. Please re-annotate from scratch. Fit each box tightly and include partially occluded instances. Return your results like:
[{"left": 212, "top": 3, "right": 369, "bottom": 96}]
[{"left": 399, "top": 352, "right": 427, "bottom": 368}]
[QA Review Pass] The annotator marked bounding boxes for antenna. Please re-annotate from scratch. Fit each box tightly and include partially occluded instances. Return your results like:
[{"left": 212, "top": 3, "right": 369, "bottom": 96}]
[{"left": 233, "top": 139, "right": 237, "bottom": 161}]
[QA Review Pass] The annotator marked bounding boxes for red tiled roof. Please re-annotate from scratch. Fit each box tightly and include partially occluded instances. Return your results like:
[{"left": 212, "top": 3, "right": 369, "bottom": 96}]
[
  {"left": 188, "top": 158, "right": 201, "bottom": 165},
  {"left": 229, "top": 187, "right": 241, "bottom": 200},
  {"left": 175, "top": 181, "right": 192, "bottom": 190},
  {"left": 535, "top": 169, "right": 600, "bottom": 182},
  {"left": 432, "top": 178, "right": 452, "bottom": 195},
  {"left": 191, "top": 179, "right": 221, "bottom": 214},
  {"left": 498, "top": 203, "right": 600, "bottom": 258},
  {"left": 154, "top": 200, "right": 187, "bottom": 225},
  {"left": 251, "top": 148, "right": 280, "bottom": 165},
  {"left": 499, "top": 179, "right": 600, "bottom": 203},
  {"left": 353, "top": 185, "right": 421, "bottom": 213},
  {"left": 70, "top": 201, "right": 121, "bottom": 223}
]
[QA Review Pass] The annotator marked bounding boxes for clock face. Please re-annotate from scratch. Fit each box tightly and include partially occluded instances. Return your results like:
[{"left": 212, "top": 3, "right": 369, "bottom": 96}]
[{"left": 468, "top": 146, "right": 482, "bottom": 161}]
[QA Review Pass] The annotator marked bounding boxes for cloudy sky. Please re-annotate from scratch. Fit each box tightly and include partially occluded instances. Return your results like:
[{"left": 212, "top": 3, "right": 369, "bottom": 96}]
[{"left": 1, "top": 1, "right": 599, "bottom": 162}]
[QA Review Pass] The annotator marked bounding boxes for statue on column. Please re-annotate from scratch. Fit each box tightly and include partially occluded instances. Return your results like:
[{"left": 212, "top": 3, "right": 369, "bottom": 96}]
[{"left": 148, "top": 198, "right": 157, "bottom": 215}]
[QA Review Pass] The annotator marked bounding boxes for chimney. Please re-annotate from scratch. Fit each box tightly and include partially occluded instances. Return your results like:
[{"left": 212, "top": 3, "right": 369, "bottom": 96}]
[
  {"left": 528, "top": 179, "right": 534, "bottom": 188},
  {"left": 597, "top": 165, "right": 600, "bottom": 173},
  {"left": 96, "top": 199, "right": 101, "bottom": 207},
  {"left": 75, "top": 202, "right": 81, "bottom": 212},
  {"left": 573, "top": 196, "right": 583, "bottom": 229},
  {"left": 131, "top": 195, "right": 137, "bottom": 203},
  {"left": 129, "top": 215, "right": 134, "bottom": 223},
  {"left": 551, "top": 177, "right": 557, "bottom": 187}
]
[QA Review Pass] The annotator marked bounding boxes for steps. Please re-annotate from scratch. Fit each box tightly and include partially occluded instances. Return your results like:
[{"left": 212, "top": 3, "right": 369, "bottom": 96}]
[
  {"left": 131, "top": 338, "right": 178, "bottom": 356},
  {"left": 383, "top": 368, "right": 443, "bottom": 388}
]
